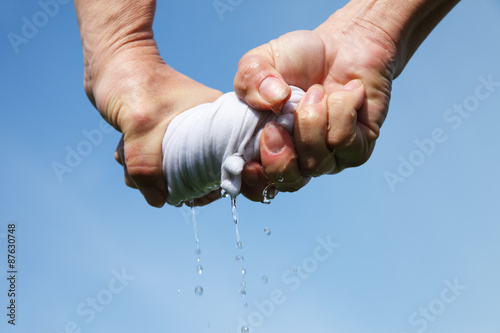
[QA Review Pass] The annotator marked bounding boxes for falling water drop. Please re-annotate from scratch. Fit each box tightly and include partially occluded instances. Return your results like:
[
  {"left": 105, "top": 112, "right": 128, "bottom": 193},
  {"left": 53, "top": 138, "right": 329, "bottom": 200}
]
[
  {"left": 276, "top": 174, "right": 284, "bottom": 183},
  {"left": 241, "top": 325, "right": 250, "bottom": 333},
  {"left": 262, "top": 275, "right": 268, "bottom": 284},
  {"left": 262, "top": 184, "right": 278, "bottom": 204},
  {"left": 230, "top": 195, "right": 248, "bottom": 304},
  {"left": 194, "top": 286, "right": 204, "bottom": 296},
  {"left": 264, "top": 227, "right": 271, "bottom": 236},
  {"left": 243, "top": 302, "right": 248, "bottom": 309},
  {"left": 221, "top": 189, "right": 229, "bottom": 198},
  {"left": 231, "top": 196, "right": 239, "bottom": 224},
  {"left": 190, "top": 201, "right": 199, "bottom": 246},
  {"left": 190, "top": 201, "right": 205, "bottom": 293},
  {"left": 177, "top": 288, "right": 181, "bottom": 293}
]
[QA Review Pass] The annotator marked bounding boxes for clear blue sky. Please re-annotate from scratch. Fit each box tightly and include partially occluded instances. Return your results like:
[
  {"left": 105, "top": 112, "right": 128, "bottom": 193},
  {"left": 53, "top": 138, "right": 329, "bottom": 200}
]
[{"left": 1, "top": 1, "right": 500, "bottom": 332}]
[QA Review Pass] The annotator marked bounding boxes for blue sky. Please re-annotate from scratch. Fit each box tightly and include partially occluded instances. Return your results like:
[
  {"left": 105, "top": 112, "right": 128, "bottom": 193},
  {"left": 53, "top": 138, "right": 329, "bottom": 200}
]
[{"left": 1, "top": 0, "right": 499, "bottom": 332}]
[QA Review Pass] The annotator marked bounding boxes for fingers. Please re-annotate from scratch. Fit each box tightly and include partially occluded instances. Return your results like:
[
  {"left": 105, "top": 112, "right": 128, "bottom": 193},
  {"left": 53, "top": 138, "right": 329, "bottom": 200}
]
[
  {"left": 326, "top": 79, "right": 368, "bottom": 171},
  {"left": 121, "top": 124, "right": 169, "bottom": 208},
  {"left": 260, "top": 122, "right": 303, "bottom": 190},
  {"left": 240, "top": 121, "right": 309, "bottom": 203},
  {"left": 293, "top": 85, "right": 336, "bottom": 176},
  {"left": 115, "top": 136, "right": 136, "bottom": 188},
  {"left": 240, "top": 161, "right": 269, "bottom": 202},
  {"left": 191, "top": 189, "right": 222, "bottom": 207},
  {"left": 240, "top": 122, "right": 310, "bottom": 203},
  {"left": 116, "top": 127, "right": 222, "bottom": 207},
  {"left": 114, "top": 136, "right": 124, "bottom": 165},
  {"left": 291, "top": 80, "right": 367, "bottom": 177}
]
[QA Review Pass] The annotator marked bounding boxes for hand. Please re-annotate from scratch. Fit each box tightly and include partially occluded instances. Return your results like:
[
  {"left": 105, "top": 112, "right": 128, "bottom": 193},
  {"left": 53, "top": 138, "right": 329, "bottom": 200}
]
[
  {"left": 240, "top": 81, "right": 367, "bottom": 202},
  {"left": 84, "top": 44, "right": 222, "bottom": 207},
  {"left": 236, "top": 19, "right": 395, "bottom": 201}
]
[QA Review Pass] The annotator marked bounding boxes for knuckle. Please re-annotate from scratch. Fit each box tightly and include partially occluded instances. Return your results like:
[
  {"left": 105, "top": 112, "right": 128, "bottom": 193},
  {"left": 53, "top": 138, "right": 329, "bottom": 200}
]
[
  {"left": 265, "top": 156, "right": 296, "bottom": 180},
  {"left": 127, "top": 109, "right": 154, "bottom": 134},
  {"left": 328, "top": 129, "right": 357, "bottom": 149},
  {"left": 124, "top": 151, "right": 162, "bottom": 187},
  {"left": 126, "top": 164, "right": 160, "bottom": 184},
  {"left": 299, "top": 156, "right": 322, "bottom": 175},
  {"left": 237, "top": 56, "right": 269, "bottom": 91}
]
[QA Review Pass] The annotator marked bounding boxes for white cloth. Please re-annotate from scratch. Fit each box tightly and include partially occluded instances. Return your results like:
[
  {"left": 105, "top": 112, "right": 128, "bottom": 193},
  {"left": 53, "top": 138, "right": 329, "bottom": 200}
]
[{"left": 162, "top": 86, "right": 305, "bottom": 205}]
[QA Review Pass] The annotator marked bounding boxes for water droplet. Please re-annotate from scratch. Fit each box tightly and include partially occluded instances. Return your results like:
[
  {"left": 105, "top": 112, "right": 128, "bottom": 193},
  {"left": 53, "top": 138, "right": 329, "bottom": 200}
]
[
  {"left": 276, "top": 174, "right": 284, "bottom": 183},
  {"left": 239, "top": 289, "right": 247, "bottom": 298},
  {"left": 194, "top": 248, "right": 201, "bottom": 256},
  {"left": 196, "top": 265, "right": 203, "bottom": 275},
  {"left": 221, "top": 189, "right": 229, "bottom": 198},
  {"left": 197, "top": 257, "right": 200, "bottom": 263},
  {"left": 241, "top": 268, "right": 246, "bottom": 276},
  {"left": 177, "top": 288, "right": 181, "bottom": 293},
  {"left": 241, "top": 325, "right": 250, "bottom": 333},
  {"left": 194, "top": 286, "right": 204, "bottom": 296},
  {"left": 243, "top": 302, "right": 248, "bottom": 308},
  {"left": 262, "top": 184, "right": 278, "bottom": 204},
  {"left": 235, "top": 255, "right": 244, "bottom": 262},
  {"left": 291, "top": 266, "right": 297, "bottom": 275},
  {"left": 264, "top": 227, "right": 271, "bottom": 236},
  {"left": 236, "top": 241, "right": 243, "bottom": 249},
  {"left": 262, "top": 275, "right": 268, "bottom": 284},
  {"left": 241, "top": 281, "right": 247, "bottom": 287}
]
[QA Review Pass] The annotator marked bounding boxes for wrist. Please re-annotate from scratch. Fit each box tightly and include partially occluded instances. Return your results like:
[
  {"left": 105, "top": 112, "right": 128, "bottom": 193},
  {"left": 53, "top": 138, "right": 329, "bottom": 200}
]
[
  {"left": 82, "top": 36, "right": 160, "bottom": 101},
  {"left": 318, "top": 0, "right": 459, "bottom": 78},
  {"left": 316, "top": 1, "right": 400, "bottom": 77},
  {"left": 87, "top": 47, "right": 222, "bottom": 132}
]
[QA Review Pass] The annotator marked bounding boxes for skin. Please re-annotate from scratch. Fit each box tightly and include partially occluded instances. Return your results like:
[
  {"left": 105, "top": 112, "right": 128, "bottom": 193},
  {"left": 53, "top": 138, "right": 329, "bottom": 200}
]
[
  {"left": 74, "top": 0, "right": 222, "bottom": 207},
  {"left": 236, "top": 0, "right": 460, "bottom": 201},
  {"left": 74, "top": 0, "right": 459, "bottom": 206}
]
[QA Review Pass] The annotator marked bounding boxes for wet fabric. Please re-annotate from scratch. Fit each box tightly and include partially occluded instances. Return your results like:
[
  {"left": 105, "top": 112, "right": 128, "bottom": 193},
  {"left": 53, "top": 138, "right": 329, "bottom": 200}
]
[{"left": 162, "top": 86, "right": 305, "bottom": 205}]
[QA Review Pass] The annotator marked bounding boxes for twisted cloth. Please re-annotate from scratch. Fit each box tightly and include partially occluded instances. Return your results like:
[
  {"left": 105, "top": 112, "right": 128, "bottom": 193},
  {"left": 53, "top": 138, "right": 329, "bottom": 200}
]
[{"left": 162, "top": 86, "right": 305, "bottom": 206}]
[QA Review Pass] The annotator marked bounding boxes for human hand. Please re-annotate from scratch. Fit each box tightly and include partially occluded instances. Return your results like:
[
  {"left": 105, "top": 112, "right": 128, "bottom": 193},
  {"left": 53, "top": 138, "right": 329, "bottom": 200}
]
[
  {"left": 84, "top": 45, "right": 222, "bottom": 207},
  {"left": 235, "top": 18, "right": 395, "bottom": 201},
  {"left": 240, "top": 81, "right": 367, "bottom": 202}
]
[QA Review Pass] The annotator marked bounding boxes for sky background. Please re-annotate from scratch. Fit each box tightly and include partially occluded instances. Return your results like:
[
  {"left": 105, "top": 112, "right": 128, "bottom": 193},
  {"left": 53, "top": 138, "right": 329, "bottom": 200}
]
[{"left": 1, "top": 0, "right": 500, "bottom": 332}]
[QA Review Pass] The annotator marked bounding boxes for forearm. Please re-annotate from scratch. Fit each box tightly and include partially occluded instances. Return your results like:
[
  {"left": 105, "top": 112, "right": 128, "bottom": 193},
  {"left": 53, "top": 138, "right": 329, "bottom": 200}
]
[
  {"left": 74, "top": 0, "right": 161, "bottom": 91},
  {"left": 319, "top": 0, "right": 460, "bottom": 77}
]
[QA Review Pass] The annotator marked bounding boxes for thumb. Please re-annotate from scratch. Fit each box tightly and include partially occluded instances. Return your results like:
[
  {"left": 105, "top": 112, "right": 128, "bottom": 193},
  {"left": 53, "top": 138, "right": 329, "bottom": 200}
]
[
  {"left": 233, "top": 51, "right": 291, "bottom": 113},
  {"left": 234, "top": 30, "right": 326, "bottom": 112}
]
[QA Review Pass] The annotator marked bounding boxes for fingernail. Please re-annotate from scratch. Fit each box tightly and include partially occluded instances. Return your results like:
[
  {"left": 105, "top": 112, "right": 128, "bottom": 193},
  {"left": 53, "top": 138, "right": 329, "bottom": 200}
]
[
  {"left": 259, "top": 77, "right": 289, "bottom": 106},
  {"left": 242, "top": 170, "right": 260, "bottom": 188},
  {"left": 264, "top": 122, "right": 286, "bottom": 154},
  {"left": 343, "top": 79, "right": 362, "bottom": 91},
  {"left": 143, "top": 188, "right": 165, "bottom": 208},
  {"left": 304, "top": 85, "right": 324, "bottom": 105}
]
